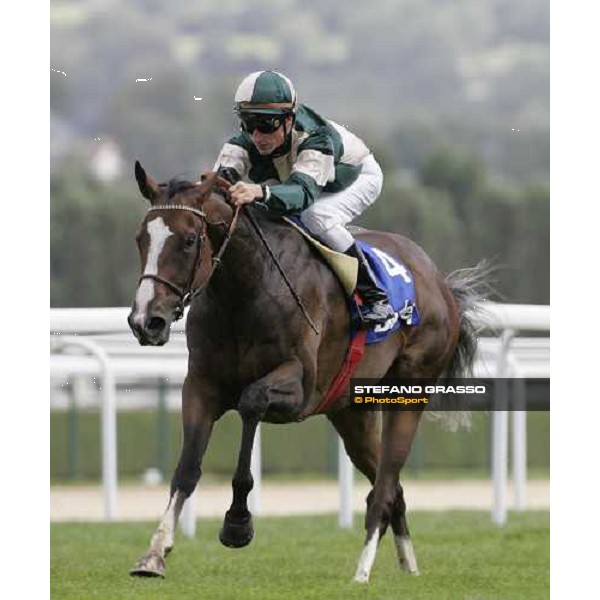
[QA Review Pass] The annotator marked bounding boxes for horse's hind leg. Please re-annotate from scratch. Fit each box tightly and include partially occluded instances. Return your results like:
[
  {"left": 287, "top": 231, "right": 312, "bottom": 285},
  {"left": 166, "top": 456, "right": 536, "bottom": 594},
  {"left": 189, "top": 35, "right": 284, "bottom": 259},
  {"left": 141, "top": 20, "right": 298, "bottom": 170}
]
[
  {"left": 220, "top": 360, "right": 304, "bottom": 548},
  {"left": 390, "top": 475, "right": 420, "bottom": 575},
  {"left": 326, "top": 409, "right": 382, "bottom": 579},
  {"left": 130, "top": 374, "right": 218, "bottom": 577},
  {"left": 353, "top": 408, "right": 423, "bottom": 583},
  {"left": 327, "top": 408, "right": 380, "bottom": 486}
]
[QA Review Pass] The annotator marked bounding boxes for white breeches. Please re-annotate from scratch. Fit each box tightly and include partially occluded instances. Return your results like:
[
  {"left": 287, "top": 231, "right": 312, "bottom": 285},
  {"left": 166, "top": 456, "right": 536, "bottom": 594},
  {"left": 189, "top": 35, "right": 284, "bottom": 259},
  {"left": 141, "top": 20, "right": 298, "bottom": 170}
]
[{"left": 300, "top": 154, "right": 383, "bottom": 252}]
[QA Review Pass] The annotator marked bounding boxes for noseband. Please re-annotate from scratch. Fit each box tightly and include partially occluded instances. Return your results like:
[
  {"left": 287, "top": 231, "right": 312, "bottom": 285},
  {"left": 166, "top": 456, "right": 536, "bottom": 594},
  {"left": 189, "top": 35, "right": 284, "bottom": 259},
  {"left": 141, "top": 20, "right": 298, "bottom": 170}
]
[{"left": 139, "top": 203, "right": 241, "bottom": 321}]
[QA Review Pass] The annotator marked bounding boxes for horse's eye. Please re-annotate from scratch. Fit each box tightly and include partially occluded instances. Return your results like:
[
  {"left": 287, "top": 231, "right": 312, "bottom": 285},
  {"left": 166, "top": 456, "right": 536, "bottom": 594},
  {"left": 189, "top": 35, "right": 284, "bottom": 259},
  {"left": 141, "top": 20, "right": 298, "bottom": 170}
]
[{"left": 184, "top": 234, "right": 196, "bottom": 248}]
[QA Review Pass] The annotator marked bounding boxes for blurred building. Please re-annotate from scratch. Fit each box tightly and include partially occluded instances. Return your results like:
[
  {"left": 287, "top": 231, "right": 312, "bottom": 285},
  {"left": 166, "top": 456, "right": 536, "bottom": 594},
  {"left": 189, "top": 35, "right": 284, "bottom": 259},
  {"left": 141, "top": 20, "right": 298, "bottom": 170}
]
[
  {"left": 89, "top": 136, "right": 125, "bottom": 183},
  {"left": 51, "top": 113, "right": 126, "bottom": 183}
]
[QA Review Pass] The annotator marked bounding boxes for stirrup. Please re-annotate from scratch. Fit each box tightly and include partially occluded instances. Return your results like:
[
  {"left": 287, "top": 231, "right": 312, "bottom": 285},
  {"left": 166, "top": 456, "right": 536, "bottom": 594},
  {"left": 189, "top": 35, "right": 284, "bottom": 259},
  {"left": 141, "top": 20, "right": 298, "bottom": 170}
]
[{"left": 357, "top": 299, "right": 395, "bottom": 328}]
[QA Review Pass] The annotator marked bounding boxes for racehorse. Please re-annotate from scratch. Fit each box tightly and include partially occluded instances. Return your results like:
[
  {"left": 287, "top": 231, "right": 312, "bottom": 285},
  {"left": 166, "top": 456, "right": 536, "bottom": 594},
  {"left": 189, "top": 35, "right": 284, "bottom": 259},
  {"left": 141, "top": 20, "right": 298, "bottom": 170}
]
[{"left": 127, "top": 161, "right": 482, "bottom": 582}]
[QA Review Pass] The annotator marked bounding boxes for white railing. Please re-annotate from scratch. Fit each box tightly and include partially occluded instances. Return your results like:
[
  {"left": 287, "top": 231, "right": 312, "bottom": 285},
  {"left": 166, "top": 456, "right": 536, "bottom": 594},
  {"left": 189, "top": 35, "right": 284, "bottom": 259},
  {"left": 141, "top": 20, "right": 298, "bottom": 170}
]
[
  {"left": 50, "top": 302, "right": 549, "bottom": 531},
  {"left": 472, "top": 304, "right": 550, "bottom": 526}
]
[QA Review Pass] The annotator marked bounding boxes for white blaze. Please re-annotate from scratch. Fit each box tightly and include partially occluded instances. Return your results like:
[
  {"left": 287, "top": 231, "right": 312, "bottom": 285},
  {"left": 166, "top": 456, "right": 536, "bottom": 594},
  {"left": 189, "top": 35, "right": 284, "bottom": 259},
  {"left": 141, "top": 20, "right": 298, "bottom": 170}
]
[{"left": 133, "top": 217, "right": 173, "bottom": 325}]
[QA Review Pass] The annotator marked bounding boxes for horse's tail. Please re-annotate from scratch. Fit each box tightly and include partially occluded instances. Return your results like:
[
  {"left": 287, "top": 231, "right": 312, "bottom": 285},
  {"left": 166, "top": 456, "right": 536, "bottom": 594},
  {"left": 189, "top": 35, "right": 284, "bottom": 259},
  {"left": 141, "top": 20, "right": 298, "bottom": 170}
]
[
  {"left": 445, "top": 261, "right": 494, "bottom": 379},
  {"left": 427, "top": 261, "right": 495, "bottom": 430}
]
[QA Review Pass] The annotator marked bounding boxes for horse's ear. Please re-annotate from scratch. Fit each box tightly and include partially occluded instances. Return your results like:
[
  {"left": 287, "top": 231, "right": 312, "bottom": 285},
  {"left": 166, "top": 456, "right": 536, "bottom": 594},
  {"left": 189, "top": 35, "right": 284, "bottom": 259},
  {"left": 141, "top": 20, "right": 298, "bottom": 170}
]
[{"left": 135, "top": 161, "right": 159, "bottom": 201}]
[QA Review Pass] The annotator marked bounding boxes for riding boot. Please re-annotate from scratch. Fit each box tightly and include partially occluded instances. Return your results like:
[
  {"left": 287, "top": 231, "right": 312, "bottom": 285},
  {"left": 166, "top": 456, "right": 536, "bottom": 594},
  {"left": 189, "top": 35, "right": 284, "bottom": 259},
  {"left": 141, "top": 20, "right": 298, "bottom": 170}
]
[{"left": 345, "top": 243, "right": 395, "bottom": 328}]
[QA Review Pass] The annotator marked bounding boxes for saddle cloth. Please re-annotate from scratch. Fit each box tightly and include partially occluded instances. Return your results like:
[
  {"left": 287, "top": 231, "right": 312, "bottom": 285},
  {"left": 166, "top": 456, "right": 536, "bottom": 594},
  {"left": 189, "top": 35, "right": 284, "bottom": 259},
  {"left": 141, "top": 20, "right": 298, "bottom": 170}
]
[
  {"left": 351, "top": 241, "right": 420, "bottom": 343},
  {"left": 283, "top": 217, "right": 420, "bottom": 343}
]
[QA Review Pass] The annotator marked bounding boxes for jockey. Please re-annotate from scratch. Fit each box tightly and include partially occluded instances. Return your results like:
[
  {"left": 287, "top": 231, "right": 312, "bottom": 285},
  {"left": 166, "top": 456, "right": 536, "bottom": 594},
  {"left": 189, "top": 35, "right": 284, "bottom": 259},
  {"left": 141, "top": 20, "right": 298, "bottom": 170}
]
[{"left": 213, "top": 69, "right": 394, "bottom": 328}]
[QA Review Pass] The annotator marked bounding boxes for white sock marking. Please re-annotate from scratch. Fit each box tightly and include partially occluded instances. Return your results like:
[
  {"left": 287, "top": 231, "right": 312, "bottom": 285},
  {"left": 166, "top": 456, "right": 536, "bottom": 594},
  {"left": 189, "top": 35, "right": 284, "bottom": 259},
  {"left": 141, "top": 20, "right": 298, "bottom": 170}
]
[
  {"left": 149, "top": 490, "right": 186, "bottom": 556},
  {"left": 353, "top": 527, "right": 380, "bottom": 584},
  {"left": 395, "top": 535, "right": 420, "bottom": 575}
]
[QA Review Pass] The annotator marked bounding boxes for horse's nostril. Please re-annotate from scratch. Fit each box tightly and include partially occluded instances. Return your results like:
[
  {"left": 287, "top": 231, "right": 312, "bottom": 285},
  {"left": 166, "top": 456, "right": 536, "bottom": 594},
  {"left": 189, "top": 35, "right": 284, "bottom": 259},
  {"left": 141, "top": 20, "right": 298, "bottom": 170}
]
[{"left": 146, "top": 316, "right": 166, "bottom": 333}]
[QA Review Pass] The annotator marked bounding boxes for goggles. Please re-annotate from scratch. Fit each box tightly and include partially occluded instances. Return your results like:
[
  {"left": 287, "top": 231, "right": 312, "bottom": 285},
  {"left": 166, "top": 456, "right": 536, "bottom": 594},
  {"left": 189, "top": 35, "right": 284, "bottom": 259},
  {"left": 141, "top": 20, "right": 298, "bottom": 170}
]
[{"left": 240, "top": 114, "right": 284, "bottom": 134}]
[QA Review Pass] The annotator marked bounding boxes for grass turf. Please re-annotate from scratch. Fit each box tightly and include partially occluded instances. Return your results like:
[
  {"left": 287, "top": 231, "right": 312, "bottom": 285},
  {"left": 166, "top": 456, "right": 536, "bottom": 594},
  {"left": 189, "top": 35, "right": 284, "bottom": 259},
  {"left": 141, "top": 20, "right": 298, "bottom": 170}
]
[{"left": 51, "top": 511, "right": 549, "bottom": 600}]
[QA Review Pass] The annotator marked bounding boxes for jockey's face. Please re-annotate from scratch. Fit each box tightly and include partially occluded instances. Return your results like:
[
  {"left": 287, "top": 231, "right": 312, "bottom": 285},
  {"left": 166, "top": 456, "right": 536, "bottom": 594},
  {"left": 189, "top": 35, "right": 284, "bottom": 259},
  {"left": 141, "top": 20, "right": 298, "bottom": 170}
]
[{"left": 251, "top": 116, "right": 293, "bottom": 156}]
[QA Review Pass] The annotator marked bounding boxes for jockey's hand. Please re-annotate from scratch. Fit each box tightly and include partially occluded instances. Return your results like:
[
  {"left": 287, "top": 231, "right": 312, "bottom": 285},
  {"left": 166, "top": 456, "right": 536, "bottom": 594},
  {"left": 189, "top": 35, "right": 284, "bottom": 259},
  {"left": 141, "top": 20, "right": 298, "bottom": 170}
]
[{"left": 229, "top": 182, "right": 263, "bottom": 206}]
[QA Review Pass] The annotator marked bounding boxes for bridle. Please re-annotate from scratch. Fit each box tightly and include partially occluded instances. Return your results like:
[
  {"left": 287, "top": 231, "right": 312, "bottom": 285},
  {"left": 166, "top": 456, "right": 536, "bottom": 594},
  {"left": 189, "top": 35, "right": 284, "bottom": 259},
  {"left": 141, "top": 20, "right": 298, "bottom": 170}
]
[
  {"left": 138, "top": 202, "right": 241, "bottom": 321},
  {"left": 136, "top": 185, "right": 319, "bottom": 334}
]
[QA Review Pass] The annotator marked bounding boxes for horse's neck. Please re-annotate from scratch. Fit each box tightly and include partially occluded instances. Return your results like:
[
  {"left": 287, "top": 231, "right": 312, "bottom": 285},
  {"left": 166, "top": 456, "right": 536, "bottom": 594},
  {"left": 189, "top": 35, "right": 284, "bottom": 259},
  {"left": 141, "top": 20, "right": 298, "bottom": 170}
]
[{"left": 207, "top": 207, "right": 285, "bottom": 303}]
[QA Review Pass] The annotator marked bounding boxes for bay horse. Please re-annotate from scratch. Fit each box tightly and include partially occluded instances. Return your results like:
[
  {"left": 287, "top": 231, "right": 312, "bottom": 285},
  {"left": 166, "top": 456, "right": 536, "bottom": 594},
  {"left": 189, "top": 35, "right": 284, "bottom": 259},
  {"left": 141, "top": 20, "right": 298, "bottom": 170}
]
[{"left": 127, "top": 161, "right": 481, "bottom": 583}]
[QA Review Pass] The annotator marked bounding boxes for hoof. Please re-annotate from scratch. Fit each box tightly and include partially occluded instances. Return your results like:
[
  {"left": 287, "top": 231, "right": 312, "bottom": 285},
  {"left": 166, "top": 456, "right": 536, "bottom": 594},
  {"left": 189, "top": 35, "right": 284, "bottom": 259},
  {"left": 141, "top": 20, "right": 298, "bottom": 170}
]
[
  {"left": 353, "top": 572, "right": 370, "bottom": 584},
  {"left": 399, "top": 561, "right": 420, "bottom": 576},
  {"left": 219, "top": 514, "right": 254, "bottom": 548},
  {"left": 130, "top": 553, "right": 166, "bottom": 578}
]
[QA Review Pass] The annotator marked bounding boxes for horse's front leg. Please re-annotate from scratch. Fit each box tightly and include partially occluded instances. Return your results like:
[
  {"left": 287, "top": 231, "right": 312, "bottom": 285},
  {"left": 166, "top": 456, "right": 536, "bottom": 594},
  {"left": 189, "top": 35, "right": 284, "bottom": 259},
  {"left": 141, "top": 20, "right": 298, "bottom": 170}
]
[
  {"left": 130, "top": 374, "right": 219, "bottom": 577},
  {"left": 219, "top": 360, "right": 304, "bottom": 548}
]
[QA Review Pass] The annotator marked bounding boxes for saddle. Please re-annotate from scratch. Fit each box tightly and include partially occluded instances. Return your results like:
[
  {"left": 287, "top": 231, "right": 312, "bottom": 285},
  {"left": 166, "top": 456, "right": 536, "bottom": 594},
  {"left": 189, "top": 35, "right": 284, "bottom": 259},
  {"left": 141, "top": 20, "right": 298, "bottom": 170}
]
[{"left": 282, "top": 217, "right": 420, "bottom": 343}]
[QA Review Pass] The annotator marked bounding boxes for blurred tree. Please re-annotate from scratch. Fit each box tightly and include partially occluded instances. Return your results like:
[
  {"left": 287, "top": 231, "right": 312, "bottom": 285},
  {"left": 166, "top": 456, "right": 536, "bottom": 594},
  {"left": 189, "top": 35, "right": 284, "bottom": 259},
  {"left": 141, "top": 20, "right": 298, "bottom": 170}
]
[
  {"left": 50, "top": 0, "right": 549, "bottom": 306},
  {"left": 510, "top": 183, "right": 550, "bottom": 303},
  {"left": 51, "top": 166, "right": 145, "bottom": 307},
  {"left": 50, "top": 71, "right": 72, "bottom": 116},
  {"left": 106, "top": 71, "right": 234, "bottom": 180},
  {"left": 419, "top": 147, "right": 486, "bottom": 222},
  {"left": 358, "top": 147, "right": 466, "bottom": 273}
]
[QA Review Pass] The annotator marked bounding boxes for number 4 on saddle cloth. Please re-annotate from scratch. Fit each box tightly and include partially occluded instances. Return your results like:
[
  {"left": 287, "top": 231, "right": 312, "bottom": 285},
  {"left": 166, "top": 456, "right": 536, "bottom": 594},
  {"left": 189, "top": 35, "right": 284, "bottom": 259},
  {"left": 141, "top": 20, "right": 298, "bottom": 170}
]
[{"left": 351, "top": 242, "right": 420, "bottom": 341}]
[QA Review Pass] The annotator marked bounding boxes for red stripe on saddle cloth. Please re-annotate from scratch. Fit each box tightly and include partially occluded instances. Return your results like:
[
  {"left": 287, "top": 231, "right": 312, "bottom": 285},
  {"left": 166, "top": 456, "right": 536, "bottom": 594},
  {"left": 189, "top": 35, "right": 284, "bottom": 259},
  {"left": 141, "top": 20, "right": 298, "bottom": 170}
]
[{"left": 310, "top": 295, "right": 367, "bottom": 415}]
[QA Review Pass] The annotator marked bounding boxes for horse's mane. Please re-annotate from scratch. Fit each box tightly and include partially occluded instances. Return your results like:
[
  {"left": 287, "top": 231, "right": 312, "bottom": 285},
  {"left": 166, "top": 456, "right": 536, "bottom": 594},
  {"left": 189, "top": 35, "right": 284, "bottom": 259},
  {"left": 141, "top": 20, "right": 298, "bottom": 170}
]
[
  {"left": 162, "top": 177, "right": 198, "bottom": 199},
  {"left": 160, "top": 175, "right": 230, "bottom": 204}
]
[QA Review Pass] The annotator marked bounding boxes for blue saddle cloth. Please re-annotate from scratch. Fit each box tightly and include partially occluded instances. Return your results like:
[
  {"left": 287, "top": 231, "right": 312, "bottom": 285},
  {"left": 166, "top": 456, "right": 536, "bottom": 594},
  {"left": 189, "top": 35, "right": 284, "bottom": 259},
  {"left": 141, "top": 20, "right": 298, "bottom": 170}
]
[{"left": 352, "top": 241, "right": 420, "bottom": 344}]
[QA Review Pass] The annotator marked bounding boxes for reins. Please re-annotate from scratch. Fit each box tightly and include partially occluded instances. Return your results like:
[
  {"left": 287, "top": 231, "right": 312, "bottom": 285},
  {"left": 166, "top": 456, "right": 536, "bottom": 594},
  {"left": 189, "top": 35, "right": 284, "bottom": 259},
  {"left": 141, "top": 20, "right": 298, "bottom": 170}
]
[
  {"left": 182, "top": 202, "right": 243, "bottom": 309},
  {"left": 243, "top": 208, "right": 320, "bottom": 335},
  {"left": 140, "top": 178, "right": 320, "bottom": 334}
]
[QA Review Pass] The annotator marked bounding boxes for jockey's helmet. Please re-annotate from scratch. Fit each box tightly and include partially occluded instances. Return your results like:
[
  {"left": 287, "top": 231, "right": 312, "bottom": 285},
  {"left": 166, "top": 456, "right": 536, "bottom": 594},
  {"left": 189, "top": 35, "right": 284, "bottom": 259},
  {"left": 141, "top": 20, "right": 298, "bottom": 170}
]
[{"left": 234, "top": 70, "right": 297, "bottom": 118}]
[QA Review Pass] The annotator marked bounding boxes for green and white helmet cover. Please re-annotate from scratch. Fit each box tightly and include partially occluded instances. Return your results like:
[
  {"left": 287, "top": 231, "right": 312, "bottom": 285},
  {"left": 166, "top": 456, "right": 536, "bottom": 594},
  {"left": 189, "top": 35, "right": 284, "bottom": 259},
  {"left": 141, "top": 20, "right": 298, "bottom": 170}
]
[{"left": 234, "top": 70, "right": 297, "bottom": 116}]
